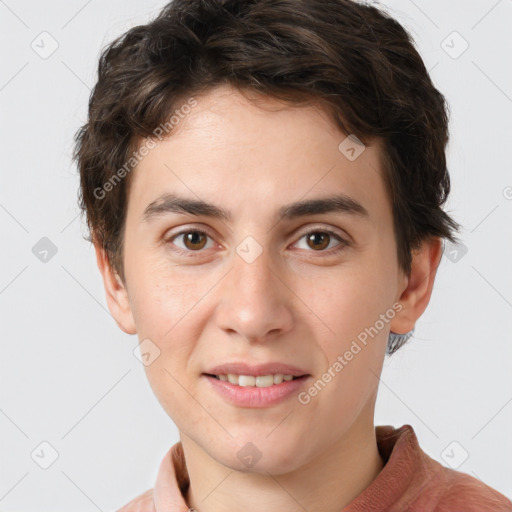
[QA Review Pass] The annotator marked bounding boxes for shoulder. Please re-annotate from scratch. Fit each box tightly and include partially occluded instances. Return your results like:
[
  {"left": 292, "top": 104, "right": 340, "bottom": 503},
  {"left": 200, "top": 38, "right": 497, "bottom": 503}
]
[
  {"left": 116, "top": 488, "right": 156, "bottom": 512},
  {"left": 426, "top": 464, "right": 512, "bottom": 512},
  {"left": 376, "top": 424, "right": 512, "bottom": 512}
]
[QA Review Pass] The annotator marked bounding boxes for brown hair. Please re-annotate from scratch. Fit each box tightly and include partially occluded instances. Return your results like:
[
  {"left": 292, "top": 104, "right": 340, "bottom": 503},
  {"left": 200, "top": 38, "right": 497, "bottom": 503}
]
[{"left": 74, "top": 0, "right": 459, "bottom": 321}]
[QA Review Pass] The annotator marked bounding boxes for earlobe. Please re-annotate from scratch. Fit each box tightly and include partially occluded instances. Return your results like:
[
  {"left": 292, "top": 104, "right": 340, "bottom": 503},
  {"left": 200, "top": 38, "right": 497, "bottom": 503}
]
[
  {"left": 390, "top": 237, "right": 443, "bottom": 334},
  {"left": 94, "top": 242, "right": 137, "bottom": 335}
]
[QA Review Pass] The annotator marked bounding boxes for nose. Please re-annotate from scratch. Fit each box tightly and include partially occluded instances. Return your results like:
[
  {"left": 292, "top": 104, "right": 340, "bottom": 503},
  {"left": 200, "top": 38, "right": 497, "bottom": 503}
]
[{"left": 214, "top": 243, "right": 294, "bottom": 343}]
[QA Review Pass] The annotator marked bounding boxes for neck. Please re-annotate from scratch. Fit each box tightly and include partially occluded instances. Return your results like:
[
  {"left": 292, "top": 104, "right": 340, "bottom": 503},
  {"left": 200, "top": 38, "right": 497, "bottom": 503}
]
[{"left": 181, "top": 416, "right": 384, "bottom": 512}]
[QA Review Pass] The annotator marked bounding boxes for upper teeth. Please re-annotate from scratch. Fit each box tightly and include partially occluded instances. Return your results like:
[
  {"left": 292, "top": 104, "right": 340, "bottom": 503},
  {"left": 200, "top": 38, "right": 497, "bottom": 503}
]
[{"left": 216, "top": 374, "right": 296, "bottom": 387}]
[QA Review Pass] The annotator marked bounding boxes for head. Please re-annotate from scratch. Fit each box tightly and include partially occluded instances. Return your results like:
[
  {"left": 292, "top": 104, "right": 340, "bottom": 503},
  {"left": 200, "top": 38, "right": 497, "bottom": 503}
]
[{"left": 74, "top": 0, "right": 459, "bottom": 474}]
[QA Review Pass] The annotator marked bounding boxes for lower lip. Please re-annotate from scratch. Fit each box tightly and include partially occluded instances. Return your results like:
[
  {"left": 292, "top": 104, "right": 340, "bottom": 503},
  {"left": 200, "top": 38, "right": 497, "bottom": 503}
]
[{"left": 202, "top": 375, "right": 310, "bottom": 408}]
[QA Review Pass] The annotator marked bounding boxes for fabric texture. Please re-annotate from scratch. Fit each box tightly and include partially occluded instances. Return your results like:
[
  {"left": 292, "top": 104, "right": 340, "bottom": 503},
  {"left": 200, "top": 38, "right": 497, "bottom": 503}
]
[{"left": 132, "top": 424, "right": 512, "bottom": 511}]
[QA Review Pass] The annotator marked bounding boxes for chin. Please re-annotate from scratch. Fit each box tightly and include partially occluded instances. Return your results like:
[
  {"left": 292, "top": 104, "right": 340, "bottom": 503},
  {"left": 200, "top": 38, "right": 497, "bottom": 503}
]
[
  {"left": 210, "top": 435, "right": 306, "bottom": 475},
  {"left": 224, "top": 454, "right": 302, "bottom": 475}
]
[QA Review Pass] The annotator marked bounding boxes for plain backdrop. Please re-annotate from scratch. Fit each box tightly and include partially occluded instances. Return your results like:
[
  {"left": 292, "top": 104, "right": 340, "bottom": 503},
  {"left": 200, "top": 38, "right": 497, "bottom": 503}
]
[{"left": 0, "top": 0, "right": 511, "bottom": 510}]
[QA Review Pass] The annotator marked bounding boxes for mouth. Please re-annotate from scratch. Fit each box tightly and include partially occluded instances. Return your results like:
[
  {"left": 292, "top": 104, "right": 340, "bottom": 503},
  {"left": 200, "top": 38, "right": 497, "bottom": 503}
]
[
  {"left": 204, "top": 373, "right": 307, "bottom": 387},
  {"left": 203, "top": 362, "right": 310, "bottom": 386},
  {"left": 201, "top": 362, "right": 311, "bottom": 407}
]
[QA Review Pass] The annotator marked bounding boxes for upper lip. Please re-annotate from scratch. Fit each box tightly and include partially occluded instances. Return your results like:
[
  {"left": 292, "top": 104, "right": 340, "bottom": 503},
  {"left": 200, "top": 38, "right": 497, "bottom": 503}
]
[{"left": 204, "top": 362, "right": 310, "bottom": 377}]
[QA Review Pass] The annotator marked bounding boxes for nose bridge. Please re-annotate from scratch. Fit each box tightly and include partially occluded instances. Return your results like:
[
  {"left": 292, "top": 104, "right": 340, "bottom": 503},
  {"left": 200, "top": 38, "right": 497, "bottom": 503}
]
[
  {"left": 235, "top": 238, "right": 275, "bottom": 294},
  {"left": 217, "top": 236, "right": 293, "bottom": 340}
]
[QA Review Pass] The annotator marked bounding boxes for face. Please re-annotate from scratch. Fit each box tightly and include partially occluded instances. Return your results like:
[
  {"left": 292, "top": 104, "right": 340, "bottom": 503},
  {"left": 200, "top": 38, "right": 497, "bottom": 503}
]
[{"left": 105, "top": 84, "right": 412, "bottom": 473}]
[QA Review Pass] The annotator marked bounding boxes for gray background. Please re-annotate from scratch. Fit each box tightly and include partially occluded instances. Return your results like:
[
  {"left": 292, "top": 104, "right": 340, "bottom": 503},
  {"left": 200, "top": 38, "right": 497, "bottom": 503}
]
[{"left": 0, "top": 0, "right": 511, "bottom": 510}]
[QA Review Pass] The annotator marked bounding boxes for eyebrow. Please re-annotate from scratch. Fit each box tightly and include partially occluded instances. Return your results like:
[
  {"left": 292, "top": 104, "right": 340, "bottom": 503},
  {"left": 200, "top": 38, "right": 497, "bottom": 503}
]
[{"left": 141, "top": 193, "right": 369, "bottom": 223}]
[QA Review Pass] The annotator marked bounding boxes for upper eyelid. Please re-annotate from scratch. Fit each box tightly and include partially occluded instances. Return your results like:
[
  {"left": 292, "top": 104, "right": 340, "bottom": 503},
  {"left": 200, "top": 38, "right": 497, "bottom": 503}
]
[{"left": 166, "top": 224, "right": 217, "bottom": 243}]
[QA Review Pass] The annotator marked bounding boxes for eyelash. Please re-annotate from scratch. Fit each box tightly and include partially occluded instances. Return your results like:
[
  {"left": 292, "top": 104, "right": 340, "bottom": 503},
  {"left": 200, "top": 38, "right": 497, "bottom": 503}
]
[{"left": 165, "top": 226, "right": 349, "bottom": 258}]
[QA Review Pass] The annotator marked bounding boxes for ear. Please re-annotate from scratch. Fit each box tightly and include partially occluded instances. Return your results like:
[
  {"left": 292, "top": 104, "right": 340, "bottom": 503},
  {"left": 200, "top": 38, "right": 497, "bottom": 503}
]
[
  {"left": 390, "top": 237, "right": 443, "bottom": 334},
  {"left": 94, "top": 242, "right": 137, "bottom": 335}
]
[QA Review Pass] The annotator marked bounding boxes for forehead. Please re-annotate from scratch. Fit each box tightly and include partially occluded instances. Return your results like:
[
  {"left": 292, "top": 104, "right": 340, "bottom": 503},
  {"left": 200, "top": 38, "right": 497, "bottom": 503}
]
[{"left": 126, "top": 84, "right": 389, "bottom": 225}]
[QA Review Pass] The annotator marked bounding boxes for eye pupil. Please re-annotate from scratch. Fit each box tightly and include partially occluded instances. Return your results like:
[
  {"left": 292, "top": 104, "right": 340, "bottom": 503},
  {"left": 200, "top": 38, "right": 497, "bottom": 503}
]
[
  {"left": 184, "top": 231, "right": 207, "bottom": 250},
  {"left": 307, "top": 232, "right": 329, "bottom": 250}
]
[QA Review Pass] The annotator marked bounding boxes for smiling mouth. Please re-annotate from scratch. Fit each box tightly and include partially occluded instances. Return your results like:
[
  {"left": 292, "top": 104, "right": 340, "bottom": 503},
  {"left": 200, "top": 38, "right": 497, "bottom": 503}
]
[{"left": 204, "top": 373, "right": 307, "bottom": 387}]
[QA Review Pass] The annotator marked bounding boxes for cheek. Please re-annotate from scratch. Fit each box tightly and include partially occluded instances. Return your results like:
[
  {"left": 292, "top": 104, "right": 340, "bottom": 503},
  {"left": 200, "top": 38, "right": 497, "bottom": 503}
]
[
  {"left": 303, "top": 264, "right": 395, "bottom": 341},
  {"left": 125, "top": 253, "right": 220, "bottom": 377},
  {"left": 126, "top": 252, "right": 196, "bottom": 337},
  {"left": 297, "top": 269, "right": 393, "bottom": 425},
  {"left": 126, "top": 257, "right": 205, "bottom": 426},
  {"left": 298, "top": 256, "right": 398, "bottom": 398}
]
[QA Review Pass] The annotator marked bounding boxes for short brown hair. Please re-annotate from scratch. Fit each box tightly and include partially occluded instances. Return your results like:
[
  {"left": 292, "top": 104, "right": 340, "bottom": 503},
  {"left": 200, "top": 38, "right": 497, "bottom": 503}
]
[{"left": 74, "top": 0, "right": 459, "bottom": 290}]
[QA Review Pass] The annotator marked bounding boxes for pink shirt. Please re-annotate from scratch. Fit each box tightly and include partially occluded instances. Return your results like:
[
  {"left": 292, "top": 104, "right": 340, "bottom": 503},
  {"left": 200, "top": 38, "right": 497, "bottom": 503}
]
[{"left": 121, "top": 424, "right": 512, "bottom": 511}]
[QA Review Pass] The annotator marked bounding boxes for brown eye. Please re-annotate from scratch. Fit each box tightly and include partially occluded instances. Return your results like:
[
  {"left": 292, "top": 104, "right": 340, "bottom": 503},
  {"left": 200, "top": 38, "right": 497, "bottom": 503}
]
[
  {"left": 294, "top": 229, "right": 348, "bottom": 254},
  {"left": 167, "top": 229, "right": 214, "bottom": 254},
  {"left": 306, "top": 232, "right": 331, "bottom": 251},
  {"left": 182, "top": 231, "right": 208, "bottom": 250}
]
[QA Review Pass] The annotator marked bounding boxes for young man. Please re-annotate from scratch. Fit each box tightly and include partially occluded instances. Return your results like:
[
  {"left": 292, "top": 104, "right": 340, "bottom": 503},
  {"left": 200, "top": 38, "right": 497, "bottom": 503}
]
[{"left": 74, "top": 0, "right": 512, "bottom": 510}]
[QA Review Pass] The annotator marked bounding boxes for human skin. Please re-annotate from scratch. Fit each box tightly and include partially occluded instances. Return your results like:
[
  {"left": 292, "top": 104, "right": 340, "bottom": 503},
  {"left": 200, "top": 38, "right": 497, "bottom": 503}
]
[{"left": 96, "top": 84, "right": 442, "bottom": 512}]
